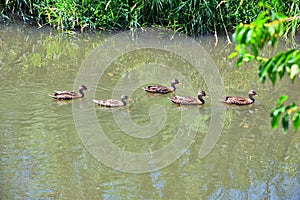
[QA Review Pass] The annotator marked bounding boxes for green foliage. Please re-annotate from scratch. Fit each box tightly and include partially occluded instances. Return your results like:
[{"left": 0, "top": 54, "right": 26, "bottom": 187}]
[
  {"left": 230, "top": 3, "right": 300, "bottom": 132},
  {"left": 259, "top": 49, "right": 300, "bottom": 84},
  {"left": 0, "top": 0, "right": 36, "bottom": 22},
  {"left": 271, "top": 96, "right": 300, "bottom": 132},
  {"left": 231, "top": 13, "right": 300, "bottom": 84},
  {"left": 1, "top": 0, "right": 299, "bottom": 35}
]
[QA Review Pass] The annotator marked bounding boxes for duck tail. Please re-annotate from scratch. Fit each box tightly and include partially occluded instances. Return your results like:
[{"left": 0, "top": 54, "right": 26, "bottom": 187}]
[
  {"left": 48, "top": 94, "right": 56, "bottom": 98},
  {"left": 92, "top": 99, "right": 99, "bottom": 104},
  {"left": 143, "top": 87, "right": 150, "bottom": 91},
  {"left": 167, "top": 97, "right": 177, "bottom": 103}
]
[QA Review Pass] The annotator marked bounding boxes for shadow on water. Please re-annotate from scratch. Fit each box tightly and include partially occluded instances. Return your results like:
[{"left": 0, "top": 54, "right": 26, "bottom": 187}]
[{"left": 0, "top": 25, "right": 300, "bottom": 199}]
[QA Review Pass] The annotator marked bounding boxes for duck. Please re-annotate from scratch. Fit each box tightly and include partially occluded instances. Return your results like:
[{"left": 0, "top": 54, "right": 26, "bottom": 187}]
[
  {"left": 168, "top": 90, "right": 206, "bottom": 105},
  {"left": 48, "top": 85, "right": 88, "bottom": 100},
  {"left": 222, "top": 90, "right": 258, "bottom": 105},
  {"left": 143, "top": 79, "right": 179, "bottom": 94},
  {"left": 93, "top": 95, "right": 129, "bottom": 107}
]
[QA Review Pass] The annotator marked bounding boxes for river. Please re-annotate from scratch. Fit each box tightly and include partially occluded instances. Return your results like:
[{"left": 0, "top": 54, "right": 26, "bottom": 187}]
[{"left": 0, "top": 24, "right": 299, "bottom": 199}]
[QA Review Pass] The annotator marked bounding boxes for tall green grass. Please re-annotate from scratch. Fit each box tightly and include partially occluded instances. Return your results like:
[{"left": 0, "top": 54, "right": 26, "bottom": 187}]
[{"left": 1, "top": 0, "right": 299, "bottom": 35}]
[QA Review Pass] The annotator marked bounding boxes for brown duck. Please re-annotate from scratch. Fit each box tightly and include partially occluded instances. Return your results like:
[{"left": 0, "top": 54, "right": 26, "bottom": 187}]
[
  {"left": 93, "top": 95, "right": 129, "bottom": 107},
  {"left": 143, "top": 79, "right": 179, "bottom": 94},
  {"left": 168, "top": 90, "right": 206, "bottom": 105},
  {"left": 48, "top": 85, "right": 88, "bottom": 100},
  {"left": 222, "top": 90, "right": 258, "bottom": 105}
]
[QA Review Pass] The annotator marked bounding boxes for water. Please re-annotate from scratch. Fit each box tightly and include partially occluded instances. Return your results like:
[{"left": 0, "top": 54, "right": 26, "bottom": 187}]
[{"left": 1, "top": 24, "right": 300, "bottom": 199}]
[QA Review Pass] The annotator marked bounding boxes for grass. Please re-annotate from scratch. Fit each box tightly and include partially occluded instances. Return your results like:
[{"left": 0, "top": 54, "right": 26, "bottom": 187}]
[{"left": 1, "top": 0, "right": 299, "bottom": 35}]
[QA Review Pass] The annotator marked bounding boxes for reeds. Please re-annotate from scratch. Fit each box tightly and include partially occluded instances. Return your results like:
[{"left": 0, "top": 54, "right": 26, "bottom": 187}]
[{"left": 1, "top": 0, "right": 299, "bottom": 35}]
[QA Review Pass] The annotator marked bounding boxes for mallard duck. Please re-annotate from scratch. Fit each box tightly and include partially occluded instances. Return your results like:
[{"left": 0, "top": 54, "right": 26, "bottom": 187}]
[
  {"left": 48, "top": 85, "right": 88, "bottom": 100},
  {"left": 222, "top": 90, "right": 258, "bottom": 105},
  {"left": 93, "top": 95, "right": 129, "bottom": 107},
  {"left": 168, "top": 90, "right": 206, "bottom": 105},
  {"left": 143, "top": 79, "right": 179, "bottom": 94}
]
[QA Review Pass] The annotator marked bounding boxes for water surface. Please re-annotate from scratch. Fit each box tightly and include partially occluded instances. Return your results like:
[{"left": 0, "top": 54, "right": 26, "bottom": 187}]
[{"left": 1, "top": 25, "right": 300, "bottom": 199}]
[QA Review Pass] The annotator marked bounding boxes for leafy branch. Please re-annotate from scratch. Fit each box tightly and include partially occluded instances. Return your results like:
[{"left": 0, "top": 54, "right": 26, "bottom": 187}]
[
  {"left": 271, "top": 95, "right": 300, "bottom": 132},
  {"left": 229, "top": 10, "right": 300, "bottom": 132}
]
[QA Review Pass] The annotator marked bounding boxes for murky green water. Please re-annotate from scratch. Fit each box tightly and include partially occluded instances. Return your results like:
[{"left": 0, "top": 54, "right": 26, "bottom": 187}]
[{"left": 1, "top": 25, "right": 300, "bottom": 199}]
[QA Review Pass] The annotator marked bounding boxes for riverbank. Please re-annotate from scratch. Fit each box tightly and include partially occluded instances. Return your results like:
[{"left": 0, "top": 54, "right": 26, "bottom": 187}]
[{"left": 1, "top": 0, "right": 299, "bottom": 35}]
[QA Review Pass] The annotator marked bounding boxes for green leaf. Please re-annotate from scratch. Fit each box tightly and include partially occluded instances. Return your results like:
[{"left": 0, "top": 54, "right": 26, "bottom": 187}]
[
  {"left": 268, "top": 25, "right": 275, "bottom": 35},
  {"left": 258, "top": 1, "right": 264, "bottom": 7},
  {"left": 251, "top": 44, "right": 258, "bottom": 57},
  {"left": 239, "top": 28, "right": 250, "bottom": 44},
  {"left": 274, "top": 53, "right": 287, "bottom": 79},
  {"left": 237, "top": 56, "right": 243, "bottom": 67},
  {"left": 228, "top": 52, "right": 238, "bottom": 59},
  {"left": 236, "top": 27, "right": 247, "bottom": 43},
  {"left": 264, "top": 58, "right": 273, "bottom": 72},
  {"left": 258, "top": 63, "right": 267, "bottom": 83},
  {"left": 232, "top": 24, "right": 243, "bottom": 42},
  {"left": 255, "top": 28, "right": 263, "bottom": 49},
  {"left": 246, "top": 29, "right": 253, "bottom": 43},
  {"left": 276, "top": 95, "right": 288, "bottom": 106},
  {"left": 235, "top": 44, "right": 240, "bottom": 52},
  {"left": 269, "top": 35, "right": 277, "bottom": 46},
  {"left": 264, "top": 59, "right": 276, "bottom": 84},
  {"left": 271, "top": 114, "right": 280, "bottom": 129},
  {"left": 285, "top": 49, "right": 298, "bottom": 64},
  {"left": 268, "top": 71, "right": 277, "bottom": 85},
  {"left": 232, "top": 33, "right": 237, "bottom": 42},
  {"left": 271, "top": 105, "right": 285, "bottom": 129},
  {"left": 243, "top": 54, "right": 254, "bottom": 62},
  {"left": 277, "top": 64, "right": 286, "bottom": 79},
  {"left": 271, "top": 105, "right": 285, "bottom": 117},
  {"left": 292, "top": 111, "right": 300, "bottom": 131},
  {"left": 286, "top": 50, "right": 300, "bottom": 63},
  {"left": 259, "top": 59, "right": 273, "bottom": 83},
  {"left": 289, "top": 64, "right": 299, "bottom": 80},
  {"left": 286, "top": 103, "right": 298, "bottom": 114},
  {"left": 282, "top": 113, "right": 289, "bottom": 133}
]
